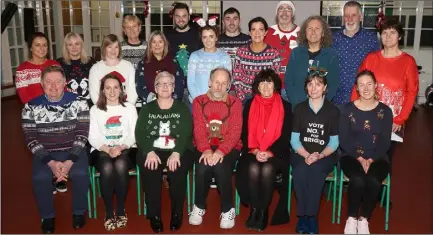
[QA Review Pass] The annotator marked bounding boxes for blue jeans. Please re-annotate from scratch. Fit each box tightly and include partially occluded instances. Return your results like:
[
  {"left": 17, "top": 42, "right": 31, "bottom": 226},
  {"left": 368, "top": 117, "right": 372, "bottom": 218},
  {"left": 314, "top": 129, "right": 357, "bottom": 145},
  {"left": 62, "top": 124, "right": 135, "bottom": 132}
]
[{"left": 32, "top": 151, "right": 89, "bottom": 219}]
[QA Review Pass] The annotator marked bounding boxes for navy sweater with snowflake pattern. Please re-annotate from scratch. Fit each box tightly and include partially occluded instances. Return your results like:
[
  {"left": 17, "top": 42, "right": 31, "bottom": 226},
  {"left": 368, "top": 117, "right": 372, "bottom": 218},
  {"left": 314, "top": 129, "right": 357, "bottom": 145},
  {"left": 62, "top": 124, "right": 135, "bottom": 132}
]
[{"left": 21, "top": 92, "right": 90, "bottom": 163}]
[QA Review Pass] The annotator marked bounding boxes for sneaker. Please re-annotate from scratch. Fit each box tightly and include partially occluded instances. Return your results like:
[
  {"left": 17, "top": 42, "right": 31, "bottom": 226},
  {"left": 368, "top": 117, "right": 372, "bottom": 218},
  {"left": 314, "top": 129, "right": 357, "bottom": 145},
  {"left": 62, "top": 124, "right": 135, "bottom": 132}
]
[
  {"left": 220, "top": 208, "right": 235, "bottom": 229},
  {"left": 210, "top": 177, "right": 217, "bottom": 188},
  {"left": 55, "top": 181, "right": 67, "bottom": 193},
  {"left": 357, "top": 218, "right": 370, "bottom": 234},
  {"left": 188, "top": 205, "right": 206, "bottom": 225},
  {"left": 344, "top": 217, "right": 358, "bottom": 234}
]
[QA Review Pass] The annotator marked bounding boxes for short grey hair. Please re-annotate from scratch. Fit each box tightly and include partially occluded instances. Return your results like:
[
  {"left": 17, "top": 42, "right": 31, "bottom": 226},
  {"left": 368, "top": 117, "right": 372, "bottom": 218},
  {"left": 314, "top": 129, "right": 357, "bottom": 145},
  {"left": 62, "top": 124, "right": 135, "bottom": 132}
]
[
  {"left": 209, "top": 67, "right": 232, "bottom": 84},
  {"left": 154, "top": 71, "right": 175, "bottom": 86}
]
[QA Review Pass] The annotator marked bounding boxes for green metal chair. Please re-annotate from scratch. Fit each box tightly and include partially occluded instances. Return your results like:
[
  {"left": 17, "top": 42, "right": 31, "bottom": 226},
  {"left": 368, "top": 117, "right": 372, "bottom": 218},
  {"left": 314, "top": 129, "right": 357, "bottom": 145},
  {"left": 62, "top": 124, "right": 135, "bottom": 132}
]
[
  {"left": 336, "top": 171, "right": 391, "bottom": 231},
  {"left": 288, "top": 165, "right": 338, "bottom": 223},
  {"left": 89, "top": 164, "right": 142, "bottom": 219}
]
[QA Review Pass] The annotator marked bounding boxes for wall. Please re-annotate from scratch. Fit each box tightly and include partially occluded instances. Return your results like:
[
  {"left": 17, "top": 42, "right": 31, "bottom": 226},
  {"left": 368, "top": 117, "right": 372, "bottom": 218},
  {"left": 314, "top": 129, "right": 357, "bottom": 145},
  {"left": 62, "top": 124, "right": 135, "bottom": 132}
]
[{"left": 222, "top": 1, "right": 321, "bottom": 33}]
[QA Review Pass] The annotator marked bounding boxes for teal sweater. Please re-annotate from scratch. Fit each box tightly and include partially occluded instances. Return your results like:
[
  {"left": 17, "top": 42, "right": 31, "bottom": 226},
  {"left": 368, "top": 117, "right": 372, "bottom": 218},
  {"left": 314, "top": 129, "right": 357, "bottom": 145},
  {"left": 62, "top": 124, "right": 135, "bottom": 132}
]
[
  {"left": 284, "top": 46, "right": 340, "bottom": 108},
  {"left": 135, "top": 100, "right": 192, "bottom": 156}
]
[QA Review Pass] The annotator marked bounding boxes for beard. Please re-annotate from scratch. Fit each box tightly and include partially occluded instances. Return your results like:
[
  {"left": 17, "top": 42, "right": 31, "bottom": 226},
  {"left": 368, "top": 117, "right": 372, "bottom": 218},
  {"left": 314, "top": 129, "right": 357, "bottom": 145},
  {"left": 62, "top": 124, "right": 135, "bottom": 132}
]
[
  {"left": 345, "top": 22, "right": 359, "bottom": 31},
  {"left": 176, "top": 22, "right": 189, "bottom": 30}
]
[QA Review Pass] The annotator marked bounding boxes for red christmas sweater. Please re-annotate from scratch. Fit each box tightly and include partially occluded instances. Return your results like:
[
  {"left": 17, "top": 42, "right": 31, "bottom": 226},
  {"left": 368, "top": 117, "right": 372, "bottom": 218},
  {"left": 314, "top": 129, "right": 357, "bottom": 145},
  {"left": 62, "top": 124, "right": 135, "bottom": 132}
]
[
  {"left": 350, "top": 51, "right": 419, "bottom": 125},
  {"left": 15, "top": 60, "right": 60, "bottom": 104},
  {"left": 192, "top": 93, "right": 243, "bottom": 155},
  {"left": 264, "top": 24, "right": 300, "bottom": 81}
]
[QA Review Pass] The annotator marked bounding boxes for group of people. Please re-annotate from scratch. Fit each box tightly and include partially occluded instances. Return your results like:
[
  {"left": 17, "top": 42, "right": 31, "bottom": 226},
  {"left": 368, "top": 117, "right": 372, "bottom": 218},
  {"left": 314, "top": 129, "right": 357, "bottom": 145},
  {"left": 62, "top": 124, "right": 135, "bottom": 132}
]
[{"left": 17, "top": 1, "right": 419, "bottom": 234}]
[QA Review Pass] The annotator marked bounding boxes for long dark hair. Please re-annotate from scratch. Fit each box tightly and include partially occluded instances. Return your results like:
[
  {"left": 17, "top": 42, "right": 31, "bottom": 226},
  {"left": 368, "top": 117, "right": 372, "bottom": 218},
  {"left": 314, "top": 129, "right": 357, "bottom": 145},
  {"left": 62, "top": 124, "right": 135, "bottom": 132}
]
[{"left": 96, "top": 73, "right": 126, "bottom": 111}]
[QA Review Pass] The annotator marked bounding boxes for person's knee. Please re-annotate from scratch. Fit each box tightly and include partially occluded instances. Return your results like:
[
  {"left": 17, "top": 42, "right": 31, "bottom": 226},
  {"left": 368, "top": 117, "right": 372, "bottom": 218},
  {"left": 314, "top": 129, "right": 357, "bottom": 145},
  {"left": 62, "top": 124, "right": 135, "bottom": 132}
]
[
  {"left": 350, "top": 175, "right": 366, "bottom": 189},
  {"left": 195, "top": 162, "right": 211, "bottom": 176},
  {"left": 365, "top": 175, "right": 382, "bottom": 188},
  {"left": 261, "top": 162, "right": 275, "bottom": 177},
  {"left": 114, "top": 158, "right": 130, "bottom": 174},
  {"left": 32, "top": 167, "right": 52, "bottom": 183}
]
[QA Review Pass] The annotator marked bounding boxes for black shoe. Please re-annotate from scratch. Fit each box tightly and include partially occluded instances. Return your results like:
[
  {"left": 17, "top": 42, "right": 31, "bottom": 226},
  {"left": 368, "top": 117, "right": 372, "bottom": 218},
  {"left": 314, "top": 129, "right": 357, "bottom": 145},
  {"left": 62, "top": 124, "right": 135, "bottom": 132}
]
[
  {"left": 41, "top": 218, "right": 55, "bottom": 234},
  {"left": 72, "top": 214, "right": 85, "bottom": 229},
  {"left": 170, "top": 213, "right": 182, "bottom": 231},
  {"left": 55, "top": 181, "right": 67, "bottom": 193},
  {"left": 295, "top": 216, "right": 308, "bottom": 234},
  {"left": 149, "top": 216, "right": 164, "bottom": 233},
  {"left": 255, "top": 209, "right": 269, "bottom": 231},
  {"left": 245, "top": 207, "right": 258, "bottom": 230}
]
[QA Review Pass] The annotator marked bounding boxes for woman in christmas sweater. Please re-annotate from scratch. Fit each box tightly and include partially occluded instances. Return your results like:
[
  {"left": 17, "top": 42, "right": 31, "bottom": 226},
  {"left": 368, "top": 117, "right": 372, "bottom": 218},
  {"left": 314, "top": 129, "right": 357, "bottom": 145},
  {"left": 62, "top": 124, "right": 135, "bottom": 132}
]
[
  {"left": 341, "top": 70, "right": 393, "bottom": 234},
  {"left": 15, "top": 32, "right": 59, "bottom": 104},
  {"left": 236, "top": 69, "right": 292, "bottom": 231},
  {"left": 135, "top": 30, "right": 185, "bottom": 105},
  {"left": 351, "top": 19, "right": 419, "bottom": 164},
  {"left": 187, "top": 24, "right": 232, "bottom": 104},
  {"left": 135, "top": 71, "right": 193, "bottom": 233},
  {"left": 88, "top": 73, "right": 138, "bottom": 231},
  {"left": 232, "top": 17, "right": 281, "bottom": 102},
  {"left": 290, "top": 72, "right": 339, "bottom": 234},
  {"left": 89, "top": 34, "right": 138, "bottom": 106}
]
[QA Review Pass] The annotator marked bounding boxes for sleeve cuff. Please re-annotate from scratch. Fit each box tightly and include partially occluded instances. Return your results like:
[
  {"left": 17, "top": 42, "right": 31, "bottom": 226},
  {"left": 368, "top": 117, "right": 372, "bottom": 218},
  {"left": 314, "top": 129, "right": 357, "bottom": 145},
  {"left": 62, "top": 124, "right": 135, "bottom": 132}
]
[
  {"left": 41, "top": 154, "right": 54, "bottom": 164},
  {"left": 67, "top": 153, "right": 79, "bottom": 162},
  {"left": 216, "top": 148, "right": 228, "bottom": 156}
]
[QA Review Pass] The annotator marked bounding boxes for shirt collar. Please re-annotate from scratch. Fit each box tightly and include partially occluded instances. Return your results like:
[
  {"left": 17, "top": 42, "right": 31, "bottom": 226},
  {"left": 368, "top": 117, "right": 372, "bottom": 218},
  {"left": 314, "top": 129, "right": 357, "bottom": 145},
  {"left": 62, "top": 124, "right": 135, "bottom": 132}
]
[{"left": 308, "top": 98, "right": 325, "bottom": 114}]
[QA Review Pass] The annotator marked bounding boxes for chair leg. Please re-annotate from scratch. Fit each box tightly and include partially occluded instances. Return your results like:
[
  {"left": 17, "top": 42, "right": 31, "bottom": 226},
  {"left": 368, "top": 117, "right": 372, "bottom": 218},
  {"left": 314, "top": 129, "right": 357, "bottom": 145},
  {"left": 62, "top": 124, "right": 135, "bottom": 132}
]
[
  {"left": 327, "top": 182, "right": 333, "bottom": 201},
  {"left": 332, "top": 167, "right": 337, "bottom": 224},
  {"left": 288, "top": 166, "right": 292, "bottom": 217},
  {"left": 337, "top": 169, "right": 344, "bottom": 224},
  {"left": 380, "top": 186, "right": 386, "bottom": 208},
  {"left": 385, "top": 175, "right": 391, "bottom": 231},
  {"left": 136, "top": 165, "right": 142, "bottom": 216},
  {"left": 87, "top": 189, "right": 92, "bottom": 219},
  {"left": 235, "top": 189, "right": 240, "bottom": 215},
  {"left": 192, "top": 163, "right": 196, "bottom": 206},
  {"left": 187, "top": 170, "right": 191, "bottom": 214},
  {"left": 91, "top": 167, "right": 98, "bottom": 219}
]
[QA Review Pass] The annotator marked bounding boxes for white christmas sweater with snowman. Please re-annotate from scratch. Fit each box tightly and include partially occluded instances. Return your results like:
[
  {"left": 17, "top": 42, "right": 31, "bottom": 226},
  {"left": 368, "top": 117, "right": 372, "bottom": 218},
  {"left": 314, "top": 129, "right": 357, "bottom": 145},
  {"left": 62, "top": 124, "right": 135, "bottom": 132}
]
[
  {"left": 135, "top": 100, "right": 192, "bottom": 156},
  {"left": 89, "top": 60, "right": 138, "bottom": 105},
  {"left": 88, "top": 102, "right": 138, "bottom": 151}
]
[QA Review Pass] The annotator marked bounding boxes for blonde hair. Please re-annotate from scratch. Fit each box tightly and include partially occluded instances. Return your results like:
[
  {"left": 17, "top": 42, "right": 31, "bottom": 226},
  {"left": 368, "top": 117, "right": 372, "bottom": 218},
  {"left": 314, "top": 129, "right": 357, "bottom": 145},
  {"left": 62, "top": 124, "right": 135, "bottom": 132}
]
[
  {"left": 122, "top": 15, "right": 142, "bottom": 27},
  {"left": 101, "top": 34, "right": 121, "bottom": 60},
  {"left": 146, "top": 31, "right": 169, "bottom": 63},
  {"left": 154, "top": 71, "right": 175, "bottom": 87},
  {"left": 62, "top": 32, "right": 90, "bottom": 65}
]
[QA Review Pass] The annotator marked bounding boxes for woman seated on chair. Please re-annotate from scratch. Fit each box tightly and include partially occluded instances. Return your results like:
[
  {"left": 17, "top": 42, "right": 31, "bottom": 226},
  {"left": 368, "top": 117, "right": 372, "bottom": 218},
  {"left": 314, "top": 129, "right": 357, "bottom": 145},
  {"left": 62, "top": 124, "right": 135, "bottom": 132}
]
[
  {"left": 88, "top": 73, "right": 138, "bottom": 231},
  {"left": 135, "top": 71, "right": 193, "bottom": 233},
  {"left": 340, "top": 70, "right": 392, "bottom": 234},
  {"left": 290, "top": 70, "right": 339, "bottom": 234},
  {"left": 236, "top": 69, "right": 292, "bottom": 231}
]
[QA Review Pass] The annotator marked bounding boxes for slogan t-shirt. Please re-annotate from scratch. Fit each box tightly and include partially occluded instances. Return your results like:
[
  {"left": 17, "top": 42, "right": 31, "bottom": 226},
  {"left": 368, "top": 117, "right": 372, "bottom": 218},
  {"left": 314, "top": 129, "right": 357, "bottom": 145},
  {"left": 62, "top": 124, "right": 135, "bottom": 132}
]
[{"left": 292, "top": 99, "right": 339, "bottom": 153}]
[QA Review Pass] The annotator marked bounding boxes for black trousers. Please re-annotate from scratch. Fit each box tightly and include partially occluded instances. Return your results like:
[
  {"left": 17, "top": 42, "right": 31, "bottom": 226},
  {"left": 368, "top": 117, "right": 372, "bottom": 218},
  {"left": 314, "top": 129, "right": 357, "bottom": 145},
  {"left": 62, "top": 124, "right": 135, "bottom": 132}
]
[
  {"left": 291, "top": 152, "right": 338, "bottom": 217},
  {"left": 340, "top": 156, "right": 390, "bottom": 219},
  {"left": 138, "top": 150, "right": 193, "bottom": 217},
  {"left": 194, "top": 149, "right": 239, "bottom": 213}
]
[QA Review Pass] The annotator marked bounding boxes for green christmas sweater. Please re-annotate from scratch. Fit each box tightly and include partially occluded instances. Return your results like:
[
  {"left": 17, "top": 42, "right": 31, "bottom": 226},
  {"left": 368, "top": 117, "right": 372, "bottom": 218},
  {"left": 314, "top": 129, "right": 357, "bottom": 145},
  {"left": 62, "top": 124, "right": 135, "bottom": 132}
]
[{"left": 135, "top": 100, "right": 192, "bottom": 156}]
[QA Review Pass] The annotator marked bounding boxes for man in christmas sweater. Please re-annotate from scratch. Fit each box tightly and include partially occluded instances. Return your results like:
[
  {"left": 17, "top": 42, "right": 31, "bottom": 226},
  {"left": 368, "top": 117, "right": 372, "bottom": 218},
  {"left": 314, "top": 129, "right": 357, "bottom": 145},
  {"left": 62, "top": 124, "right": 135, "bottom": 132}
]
[
  {"left": 189, "top": 67, "right": 242, "bottom": 229},
  {"left": 21, "top": 66, "right": 89, "bottom": 234}
]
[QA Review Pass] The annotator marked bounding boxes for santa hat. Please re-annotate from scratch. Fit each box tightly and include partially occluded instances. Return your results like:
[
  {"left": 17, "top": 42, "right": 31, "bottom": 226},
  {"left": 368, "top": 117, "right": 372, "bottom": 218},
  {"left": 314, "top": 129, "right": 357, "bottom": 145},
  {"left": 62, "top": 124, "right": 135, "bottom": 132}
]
[
  {"left": 105, "top": 116, "right": 122, "bottom": 128},
  {"left": 193, "top": 17, "right": 206, "bottom": 27},
  {"left": 208, "top": 113, "right": 222, "bottom": 125},
  {"left": 208, "top": 16, "right": 218, "bottom": 26},
  {"left": 276, "top": 1, "right": 295, "bottom": 15}
]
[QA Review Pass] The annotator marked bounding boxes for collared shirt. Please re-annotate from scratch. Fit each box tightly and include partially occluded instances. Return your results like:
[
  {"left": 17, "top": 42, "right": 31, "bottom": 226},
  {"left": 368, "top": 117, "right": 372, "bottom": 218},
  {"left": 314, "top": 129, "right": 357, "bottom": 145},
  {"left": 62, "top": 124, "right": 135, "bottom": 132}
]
[{"left": 332, "top": 27, "right": 380, "bottom": 105}]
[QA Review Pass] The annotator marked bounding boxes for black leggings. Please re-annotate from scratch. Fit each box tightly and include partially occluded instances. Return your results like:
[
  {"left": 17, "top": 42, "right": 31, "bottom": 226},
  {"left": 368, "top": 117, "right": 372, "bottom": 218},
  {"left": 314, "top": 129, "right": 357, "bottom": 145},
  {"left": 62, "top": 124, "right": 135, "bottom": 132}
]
[
  {"left": 340, "top": 156, "right": 390, "bottom": 219},
  {"left": 95, "top": 150, "right": 131, "bottom": 218},
  {"left": 245, "top": 154, "right": 280, "bottom": 210}
]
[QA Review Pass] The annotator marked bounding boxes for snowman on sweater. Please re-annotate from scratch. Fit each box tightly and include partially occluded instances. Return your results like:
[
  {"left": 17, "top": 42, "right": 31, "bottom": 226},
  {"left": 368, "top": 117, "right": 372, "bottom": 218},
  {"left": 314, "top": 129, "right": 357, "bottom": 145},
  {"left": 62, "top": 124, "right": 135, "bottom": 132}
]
[
  {"left": 153, "top": 120, "right": 176, "bottom": 149},
  {"left": 105, "top": 116, "right": 123, "bottom": 147}
]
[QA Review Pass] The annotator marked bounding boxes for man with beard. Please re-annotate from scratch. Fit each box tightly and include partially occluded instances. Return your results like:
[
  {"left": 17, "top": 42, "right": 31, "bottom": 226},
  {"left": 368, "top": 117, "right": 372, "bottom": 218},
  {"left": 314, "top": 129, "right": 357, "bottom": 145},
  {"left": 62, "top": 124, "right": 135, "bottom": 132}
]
[
  {"left": 217, "top": 7, "right": 250, "bottom": 65},
  {"left": 264, "top": 1, "right": 300, "bottom": 89},
  {"left": 332, "top": 1, "right": 380, "bottom": 106}
]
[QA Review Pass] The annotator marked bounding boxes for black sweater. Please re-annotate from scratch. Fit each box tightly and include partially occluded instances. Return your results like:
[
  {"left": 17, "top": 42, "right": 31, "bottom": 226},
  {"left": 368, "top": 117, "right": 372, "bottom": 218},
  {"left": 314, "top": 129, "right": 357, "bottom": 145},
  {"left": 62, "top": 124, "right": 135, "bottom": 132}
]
[{"left": 241, "top": 96, "right": 293, "bottom": 157}]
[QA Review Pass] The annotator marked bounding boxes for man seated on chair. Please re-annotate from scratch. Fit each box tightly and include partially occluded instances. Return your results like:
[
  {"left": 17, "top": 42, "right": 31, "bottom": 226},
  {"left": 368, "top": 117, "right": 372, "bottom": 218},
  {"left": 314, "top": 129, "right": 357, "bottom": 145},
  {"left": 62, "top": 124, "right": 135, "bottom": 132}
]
[
  {"left": 189, "top": 67, "right": 242, "bottom": 229},
  {"left": 21, "top": 65, "right": 90, "bottom": 234}
]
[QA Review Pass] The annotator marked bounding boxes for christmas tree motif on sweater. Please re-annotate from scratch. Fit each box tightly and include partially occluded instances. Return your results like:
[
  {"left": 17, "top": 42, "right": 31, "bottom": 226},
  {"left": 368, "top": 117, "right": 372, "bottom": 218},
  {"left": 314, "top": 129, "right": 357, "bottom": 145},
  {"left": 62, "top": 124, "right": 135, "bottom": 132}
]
[
  {"left": 105, "top": 115, "right": 123, "bottom": 147},
  {"left": 153, "top": 120, "right": 176, "bottom": 149},
  {"left": 175, "top": 44, "right": 190, "bottom": 75}
]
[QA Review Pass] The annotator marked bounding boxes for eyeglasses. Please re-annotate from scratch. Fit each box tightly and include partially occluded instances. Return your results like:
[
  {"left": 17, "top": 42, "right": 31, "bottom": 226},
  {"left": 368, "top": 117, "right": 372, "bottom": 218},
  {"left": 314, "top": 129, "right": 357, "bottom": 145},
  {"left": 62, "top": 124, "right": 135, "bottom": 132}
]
[
  {"left": 278, "top": 7, "right": 293, "bottom": 12},
  {"left": 308, "top": 67, "right": 328, "bottom": 77},
  {"left": 155, "top": 82, "right": 174, "bottom": 88}
]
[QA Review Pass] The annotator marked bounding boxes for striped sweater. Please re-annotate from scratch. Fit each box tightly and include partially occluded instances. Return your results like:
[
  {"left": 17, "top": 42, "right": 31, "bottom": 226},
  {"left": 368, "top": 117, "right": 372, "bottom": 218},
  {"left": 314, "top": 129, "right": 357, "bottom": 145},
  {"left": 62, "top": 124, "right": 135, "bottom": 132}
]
[
  {"left": 21, "top": 92, "right": 90, "bottom": 163},
  {"left": 232, "top": 44, "right": 281, "bottom": 101}
]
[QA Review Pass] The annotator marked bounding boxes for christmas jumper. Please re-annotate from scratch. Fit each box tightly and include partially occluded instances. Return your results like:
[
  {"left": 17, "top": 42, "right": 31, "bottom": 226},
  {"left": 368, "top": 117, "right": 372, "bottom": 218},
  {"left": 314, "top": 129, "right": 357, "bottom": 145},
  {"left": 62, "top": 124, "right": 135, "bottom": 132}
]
[
  {"left": 339, "top": 102, "right": 393, "bottom": 161},
  {"left": 21, "top": 92, "right": 90, "bottom": 163},
  {"left": 56, "top": 57, "right": 96, "bottom": 101},
  {"left": 89, "top": 59, "right": 138, "bottom": 105},
  {"left": 232, "top": 44, "right": 281, "bottom": 101},
  {"left": 135, "top": 54, "right": 185, "bottom": 104},
  {"left": 166, "top": 26, "right": 203, "bottom": 76},
  {"left": 89, "top": 102, "right": 138, "bottom": 151},
  {"left": 192, "top": 92, "right": 243, "bottom": 155},
  {"left": 264, "top": 24, "right": 300, "bottom": 80},
  {"left": 332, "top": 28, "right": 380, "bottom": 105},
  {"left": 135, "top": 100, "right": 192, "bottom": 156},
  {"left": 187, "top": 48, "right": 232, "bottom": 103},
  {"left": 350, "top": 51, "right": 419, "bottom": 125},
  {"left": 217, "top": 33, "right": 251, "bottom": 65},
  {"left": 120, "top": 40, "right": 148, "bottom": 70},
  {"left": 15, "top": 60, "right": 60, "bottom": 104}
]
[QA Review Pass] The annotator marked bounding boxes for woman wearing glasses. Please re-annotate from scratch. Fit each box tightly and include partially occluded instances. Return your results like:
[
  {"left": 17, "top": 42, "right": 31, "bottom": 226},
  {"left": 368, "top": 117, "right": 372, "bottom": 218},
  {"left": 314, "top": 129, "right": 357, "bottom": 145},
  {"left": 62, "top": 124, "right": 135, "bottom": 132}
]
[
  {"left": 290, "top": 72, "right": 339, "bottom": 234},
  {"left": 284, "top": 15, "right": 340, "bottom": 109},
  {"left": 135, "top": 71, "right": 193, "bottom": 233}
]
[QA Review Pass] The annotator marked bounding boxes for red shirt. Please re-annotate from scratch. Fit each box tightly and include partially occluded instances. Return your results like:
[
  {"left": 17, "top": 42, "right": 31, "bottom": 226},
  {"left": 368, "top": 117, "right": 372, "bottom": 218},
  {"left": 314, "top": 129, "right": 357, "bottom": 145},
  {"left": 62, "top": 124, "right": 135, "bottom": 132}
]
[
  {"left": 350, "top": 51, "right": 419, "bottom": 125},
  {"left": 15, "top": 60, "right": 60, "bottom": 104},
  {"left": 192, "top": 93, "right": 243, "bottom": 155}
]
